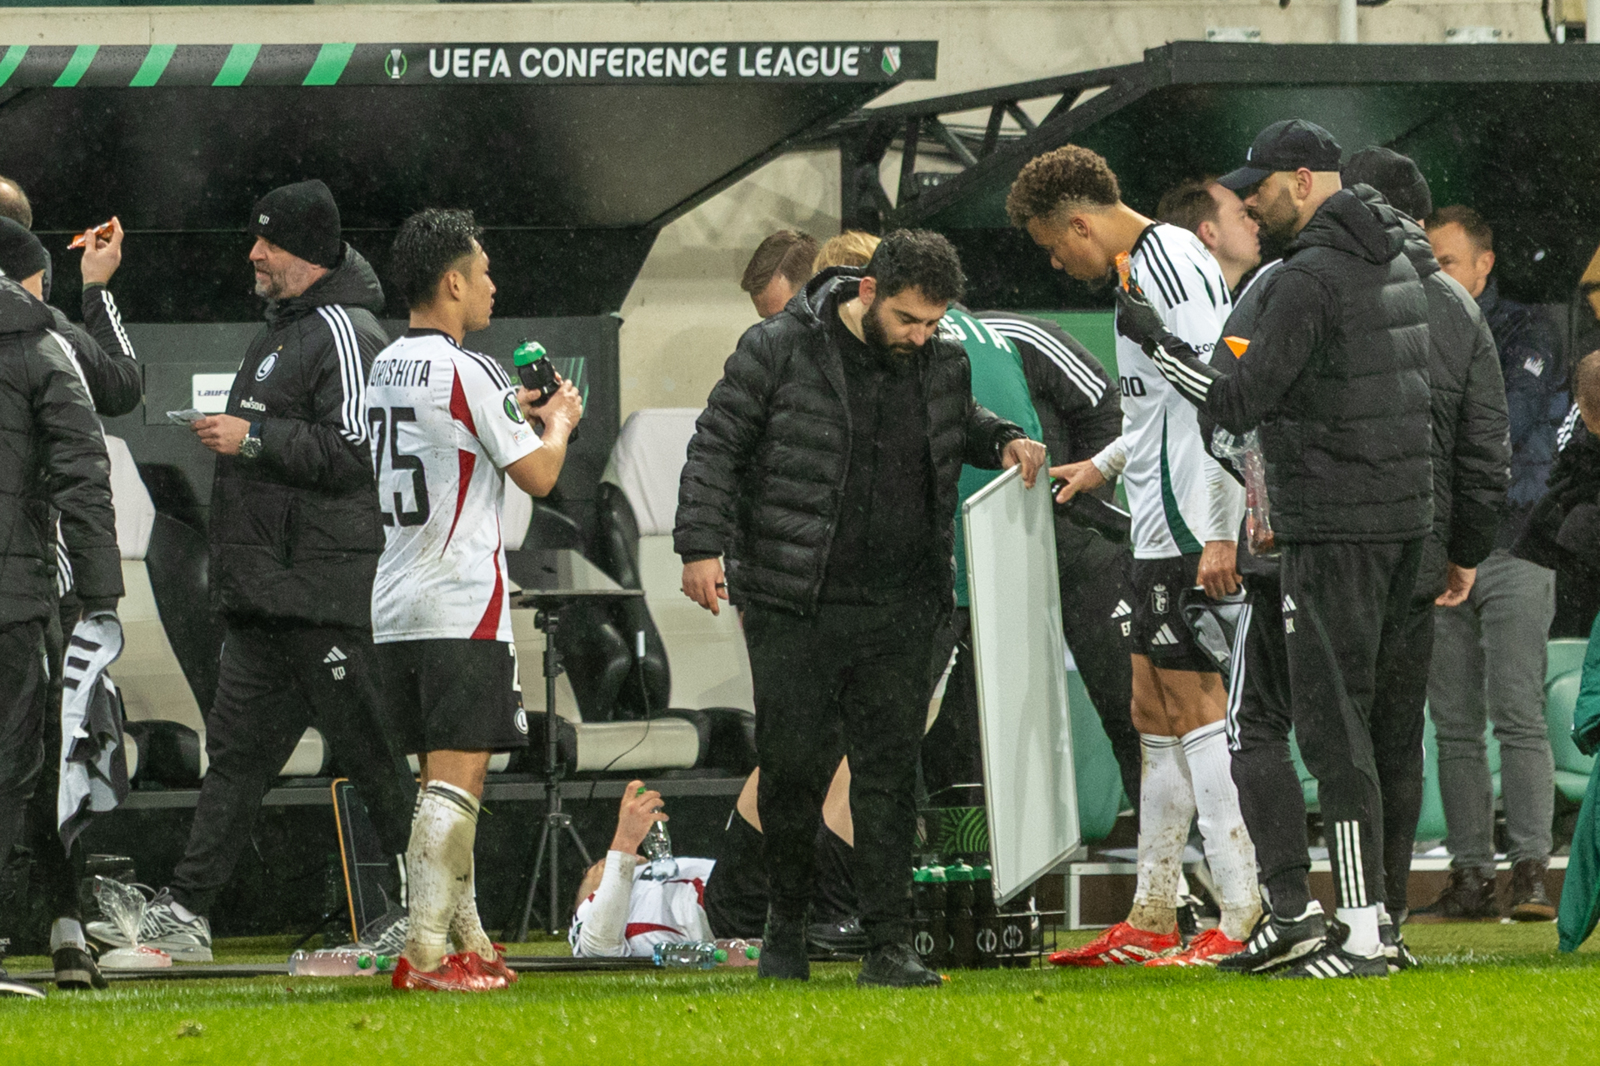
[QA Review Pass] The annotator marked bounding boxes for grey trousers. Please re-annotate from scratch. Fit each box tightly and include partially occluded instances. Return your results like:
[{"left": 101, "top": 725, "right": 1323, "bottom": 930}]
[{"left": 1427, "top": 550, "right": 1556, "bottom": 871}]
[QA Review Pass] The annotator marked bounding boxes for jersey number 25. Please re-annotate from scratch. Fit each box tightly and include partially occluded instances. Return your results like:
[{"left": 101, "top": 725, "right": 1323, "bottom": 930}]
[{"left": 368, "top": 406, "right": 430, "bottom": 527}]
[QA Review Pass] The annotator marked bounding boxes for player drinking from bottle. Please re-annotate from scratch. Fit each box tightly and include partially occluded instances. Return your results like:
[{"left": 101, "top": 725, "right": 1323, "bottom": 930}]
[{"left": 370, "top": 208, "right": 583, "bottom": 992}]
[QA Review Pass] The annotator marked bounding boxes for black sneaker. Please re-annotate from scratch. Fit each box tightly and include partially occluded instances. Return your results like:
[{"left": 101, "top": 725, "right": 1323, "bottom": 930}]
[
  {"left": 757, "top": 912, "right": 810, "bottom": 981},
  {"left": 1216, "top": 901, "right": 1327, "bottom": 974},
  {"left": 856, "top": 943, "right": 943, "bottom": 988},
  {"left": 808, "top": 917, "right": 868, "bottom": 956},
  {"left": 0, "top": 964, "right": 44, "bottom": 1000},
  {"left": 1273, "top": 941, "right": 1389, "bottom": 979},
  {"left": 1378, "top": 918, "right": 1420, "bottom": 974},
  {"left": 1508, "top": 859, "right": 1556, "bottom": 922},
  {"left": 53, "top": 945, "right": 108, "bottom": 990},
  {"left": 1411, "top": 868, "right": 1497, "bottom": 921}
]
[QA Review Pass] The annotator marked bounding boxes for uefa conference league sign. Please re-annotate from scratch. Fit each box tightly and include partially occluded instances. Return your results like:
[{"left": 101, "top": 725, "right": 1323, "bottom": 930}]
[{"left": 0, "top": 41, "right": 936, "bottom": 87}]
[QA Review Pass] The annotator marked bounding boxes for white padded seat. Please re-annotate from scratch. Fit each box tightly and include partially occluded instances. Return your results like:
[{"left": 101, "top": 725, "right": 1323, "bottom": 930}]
[
  {"left": 279, "top": 728, "right": 327, "bottom": 777},
  {"left": 604, "top": 408, "right": 755, "bottom": 713},
  {"left": 568, "top": 719, "right": 700, "bottom": 772},
  {"left": 101, "top": 437, "right": 208, "bottom": 774}
]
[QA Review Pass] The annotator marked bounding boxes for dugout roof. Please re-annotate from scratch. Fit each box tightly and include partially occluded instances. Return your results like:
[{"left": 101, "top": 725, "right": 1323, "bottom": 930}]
[
  {"left": 0, "top": 40, "right": 935, "bottom": 320},
  {"left": 853, "top": 42, "right": 1600, "bottom": 310}
]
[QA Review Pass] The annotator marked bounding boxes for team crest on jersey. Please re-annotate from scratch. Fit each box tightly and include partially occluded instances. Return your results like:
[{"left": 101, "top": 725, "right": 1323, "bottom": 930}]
[
  {"left": 504, "top": 394, "right": 526, "bottom": 424},
  {"left": 1150, "top": 584, "right": 1169, "bottom": 615},
  {"left": 515, "top": 708, "right": 529, "bottom": 735},
  {"left": 255, "top": 352, "right": 278, "bottom": 381}
]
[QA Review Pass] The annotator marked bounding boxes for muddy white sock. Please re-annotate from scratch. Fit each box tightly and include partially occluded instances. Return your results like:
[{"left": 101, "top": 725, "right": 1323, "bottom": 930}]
[
  {"left": 50, "top": 918, "right": 87, "bottom": 953},
  {"left": 449, "top": 857, "right": 496, "bottom": 960},
  {"left": 404, "top": 781, "right": 480, "bottom": 972},
  {"left": 1130, "top": 734, "right": 1195, "bottom": 933},
  {"left": 1337, "top": 904, "right": 1381, "bottom": 957},
  {"left": 1181, "top": 720, "right": 1261, "bottom": 940}
]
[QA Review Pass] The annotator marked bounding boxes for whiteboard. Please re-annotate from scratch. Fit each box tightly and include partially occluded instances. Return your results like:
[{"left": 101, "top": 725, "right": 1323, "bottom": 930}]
[{"left": 962, "top": 465, "right": 1081, "bottom": 905}]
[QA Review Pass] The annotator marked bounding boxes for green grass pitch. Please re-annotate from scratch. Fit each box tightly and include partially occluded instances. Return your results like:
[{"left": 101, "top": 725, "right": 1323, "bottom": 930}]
[{"left": 2, "top": 924, "right": 1597, "bottom": 1065}]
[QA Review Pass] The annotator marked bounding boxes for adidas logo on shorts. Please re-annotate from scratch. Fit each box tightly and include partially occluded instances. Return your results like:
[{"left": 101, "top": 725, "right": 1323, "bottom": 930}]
[
  {"left": 322, "top": 647, "right": 347, "bottom": 664},
  {"left": 1151, "top": 624, "right": 1180, "bottom": 647}
]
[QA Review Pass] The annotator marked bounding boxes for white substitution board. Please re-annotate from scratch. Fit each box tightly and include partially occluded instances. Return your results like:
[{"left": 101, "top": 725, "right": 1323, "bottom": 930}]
[{"left": 962, "top": 466, "right": 1081, "bottom": 905}]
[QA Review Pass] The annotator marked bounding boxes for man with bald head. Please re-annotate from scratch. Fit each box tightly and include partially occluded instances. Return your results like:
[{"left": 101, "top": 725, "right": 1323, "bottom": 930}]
[{"left": 1126, "top": 120, "right": 1432, "bottom": 977}]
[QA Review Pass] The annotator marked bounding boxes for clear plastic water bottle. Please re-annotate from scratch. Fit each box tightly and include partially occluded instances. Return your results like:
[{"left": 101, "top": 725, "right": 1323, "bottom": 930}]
[
  {"left": 287, "top": 949, "right": 393, "bottom": 976},
  {"left": 638, "top": 786, "right": 679, "bottom": 880},
  {"left": 714, "top": 938, "right": 761, "bottom": 967},
  {"left": 652, "top": 941, "right": 723, "bottom": 969}
]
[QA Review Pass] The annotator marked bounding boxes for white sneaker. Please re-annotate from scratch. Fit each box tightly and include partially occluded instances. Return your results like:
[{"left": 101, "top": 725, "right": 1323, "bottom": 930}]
[{"left": 86, "top": 888, "right": 213, "bottom": 963}]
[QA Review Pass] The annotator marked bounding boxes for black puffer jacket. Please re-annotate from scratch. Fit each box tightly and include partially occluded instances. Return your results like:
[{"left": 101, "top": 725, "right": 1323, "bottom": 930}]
[
  {"left": 1193, "top": 185, "right": 1432, "bottom": 543},
  {"left": 1516, "top": 415, "right": 1600, "bottom": 595},
  {"left": 0, "top": 279, "right": 122, "bottom": 626},
  {"left": 209, "top": 245, "right": 388, "bottom": 627},
  {"left": 675, "top": 268, "right": 1025, "bottom": 614},
  {"left": 1398, "top": 221, "right": 1511, "bottom": 598}
]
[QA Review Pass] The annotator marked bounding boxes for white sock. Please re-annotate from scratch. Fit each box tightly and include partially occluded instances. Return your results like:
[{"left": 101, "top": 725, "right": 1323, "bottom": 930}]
[
  {"left": 1337, "top": 905, "right": 1382, "bottom": 957},
  {"left": 50, "top": 918, "right": 86, "bottom": 952},
  {"left": 170, "top": 900, "right": 199, "bottom": 925},
  {"left": 449, "top": 857, "right": 496, "bottom": 960},
  {"left": 404, "top": 781, "right": 480, "bottom": 972},
  {"left": 1181, "top": 721, "right": 1261, "bottom": 941},
  {"left": 1130, "top": 734, "right": 1196, "bottom": 933}
]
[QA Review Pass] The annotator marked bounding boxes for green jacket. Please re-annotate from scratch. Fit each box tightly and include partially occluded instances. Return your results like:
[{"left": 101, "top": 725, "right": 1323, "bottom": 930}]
[
  {"left": 944, "top": 308, "right": 1045, "bottom": 609},
  {"left": 1559, "top": 616, "right": 1600, "bottom": 950}
]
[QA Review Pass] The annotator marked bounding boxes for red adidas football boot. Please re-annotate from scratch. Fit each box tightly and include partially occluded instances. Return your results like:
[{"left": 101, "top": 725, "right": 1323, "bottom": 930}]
[
  {"left": 1048, "top": 921, "right": 1180, "bottom": 967},
  {"left": 1144, "top": 927, "right": 1244, "bottom": 967},
  {"left": 470, "top": 944, "right": 519, "bottom": 986},
  {"left": 391, "top": 953, "right": 503, "bottom": 992}
]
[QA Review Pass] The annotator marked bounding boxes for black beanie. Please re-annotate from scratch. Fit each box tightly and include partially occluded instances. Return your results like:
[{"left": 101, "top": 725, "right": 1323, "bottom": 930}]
[
  {"left": 0, "top": 216, "right": 48, "bottom": 284},
  {"left": 1343, "top": 147, "right": 1433, "bottom": 223},
  {"left": 248, "top": 179, "right": 342, "bottom": 268}
]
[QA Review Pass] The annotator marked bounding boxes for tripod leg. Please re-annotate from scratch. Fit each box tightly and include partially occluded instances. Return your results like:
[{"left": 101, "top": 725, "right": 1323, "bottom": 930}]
[
  {"left": 547, "top": 824, "right": 562, "bottom": 936},
  {"left": 515, "top": 820, "right": 555, "bottom": 943},
  {"left": 563, "top": 821, "right": 593, "bottom": 868}
]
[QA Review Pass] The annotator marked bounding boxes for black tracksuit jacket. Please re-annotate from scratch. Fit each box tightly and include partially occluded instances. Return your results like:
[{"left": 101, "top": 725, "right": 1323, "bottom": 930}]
[
  {"left": 207, "top": 245, "right": 388, "bottom": 629},
  {"left": 1159, "top": 185, "right": 1433, "bottom": 544},
  {"left": 0, "top": 279, "right": 122, "bottom": 626},
  {"left": 674, "top": 268, "right": 1025, "bottom": 615}
]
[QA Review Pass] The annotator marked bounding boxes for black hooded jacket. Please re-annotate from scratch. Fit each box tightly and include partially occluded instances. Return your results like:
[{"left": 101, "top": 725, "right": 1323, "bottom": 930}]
[
  {"left": 1396, "top": 220, "right": 1510, "bottom": 598},
  {"left": 208, "top": 245, "right": 388, "bottom": 627},
  {"left": 674, "top": 268, "right": 1026, "bottom": 614},
  {"left": 1175, "top": 185, "right": 1433, "bottom": 543},
  {"left": 0, "top": 279, "right": 122, "bottom": 626}
]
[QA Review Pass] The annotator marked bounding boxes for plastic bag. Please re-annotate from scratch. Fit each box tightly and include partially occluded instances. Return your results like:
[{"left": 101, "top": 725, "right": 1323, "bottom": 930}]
[{"left": 1211, "top": 428, "right": 1276, "bottom": 556}]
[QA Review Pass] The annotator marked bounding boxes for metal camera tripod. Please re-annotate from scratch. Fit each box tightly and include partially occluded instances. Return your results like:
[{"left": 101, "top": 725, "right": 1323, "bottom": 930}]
[{"left": 514, "top": 604, "right": 593, "bottom": 940}]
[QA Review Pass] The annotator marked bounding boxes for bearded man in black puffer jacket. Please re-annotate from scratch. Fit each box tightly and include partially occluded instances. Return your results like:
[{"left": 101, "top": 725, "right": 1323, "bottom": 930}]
[{"left": 675, "top": 230, "right": 1044, "bottom": 989}]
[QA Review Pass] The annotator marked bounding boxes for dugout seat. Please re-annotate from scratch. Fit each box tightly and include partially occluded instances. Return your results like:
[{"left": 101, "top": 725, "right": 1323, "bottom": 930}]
[
  {"left": 107, "top": 441, "right": 331, "bottom": 784},
  {"left": 501, "top": 475, "right": 718, "bottom": 775}
]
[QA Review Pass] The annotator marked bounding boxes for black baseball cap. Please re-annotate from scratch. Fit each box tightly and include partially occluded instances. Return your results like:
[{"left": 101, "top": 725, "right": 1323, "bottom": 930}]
[{"left": 1218, "top": 119, "right": 1343, "bottom": 192}]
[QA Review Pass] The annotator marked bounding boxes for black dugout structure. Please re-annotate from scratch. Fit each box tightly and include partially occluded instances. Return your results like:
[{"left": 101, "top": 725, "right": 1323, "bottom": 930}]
[
  {"left": 0, "top": 38, "right": 935, "bottom": 524},
  {"left": 833, "top": 41, "right": 1600, "bottom": 321},
  {"left": 0, "top": 39, "right": 938, "bottom": 942}
]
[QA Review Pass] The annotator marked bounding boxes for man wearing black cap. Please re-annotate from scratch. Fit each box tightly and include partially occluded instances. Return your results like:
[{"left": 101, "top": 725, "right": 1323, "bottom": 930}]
[
  {"left": 1121, "top": 120, "right": 1433, "bottom": 977},
  {"left": 89, "top": 180, "right": 418, "bottom": 962}
]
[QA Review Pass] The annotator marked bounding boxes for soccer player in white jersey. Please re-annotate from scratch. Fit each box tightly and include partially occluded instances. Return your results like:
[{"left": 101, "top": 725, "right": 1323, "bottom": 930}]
[
  {"left": 1007, "top": 146, "right": 1261, "bottom": 967},
  {"left": 369, "top": 209, "right": 584, "bottom": 992}
]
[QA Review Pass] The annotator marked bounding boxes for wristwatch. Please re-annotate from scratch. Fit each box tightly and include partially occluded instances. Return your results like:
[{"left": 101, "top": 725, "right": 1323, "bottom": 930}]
[{"left": 238, "top": 421, "right": 263, "bottom": 460}]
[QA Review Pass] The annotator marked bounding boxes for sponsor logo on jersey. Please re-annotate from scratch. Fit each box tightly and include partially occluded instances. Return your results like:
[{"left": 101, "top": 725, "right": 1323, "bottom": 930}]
[
  {"left": 1150, "top": 584, "right": 1169, "bottom": 615},
  {"left": 504, "top": 393, "right": 526, "bottom": 424},
  {"left": 240, "top": 398, "right": 266, "bottom": 412},
  {"left": 515, "top": 708, "right": 529, "bottom": 735},
  {"left": 255, "top": 352, "right": 277, "bottom": 381}
]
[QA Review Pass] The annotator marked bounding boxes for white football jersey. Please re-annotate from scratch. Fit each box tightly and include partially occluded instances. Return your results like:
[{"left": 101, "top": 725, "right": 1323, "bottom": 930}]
[
  {"left": 367, "top": 330, "right": 540, "bottom": 643},
  {"left": 569, "top": 857, "right": 717, "bottom": 958},
  {"left": 1116, "top": 224, "right": 1243, "bottom": 559}
]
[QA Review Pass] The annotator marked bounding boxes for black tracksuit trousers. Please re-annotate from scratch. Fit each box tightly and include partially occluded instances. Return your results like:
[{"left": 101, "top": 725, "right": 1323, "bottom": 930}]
[
  {"left": 746, "top": 596, "right": 939, "bottom": 950},
  {"left": 0, "top": 621, "right": 48, "bottom": 885},
  {"left": 169, "top": 621, "right": 417, "bottom": 917},
  {"left": 1229, "top": 540, "right": 1424, "bottom": 914},
  {"left": 921, "top": 526, "right": 1140, "bottom": 810}
]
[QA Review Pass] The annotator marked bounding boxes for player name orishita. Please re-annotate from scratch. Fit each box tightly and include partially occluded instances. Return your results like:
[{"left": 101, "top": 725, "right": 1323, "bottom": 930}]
[{"left": 370, "top": 358, "right": 432, "bottom": 388}]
